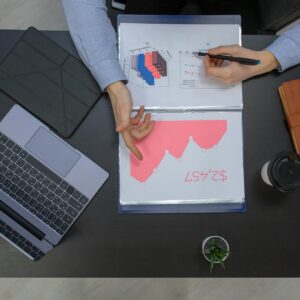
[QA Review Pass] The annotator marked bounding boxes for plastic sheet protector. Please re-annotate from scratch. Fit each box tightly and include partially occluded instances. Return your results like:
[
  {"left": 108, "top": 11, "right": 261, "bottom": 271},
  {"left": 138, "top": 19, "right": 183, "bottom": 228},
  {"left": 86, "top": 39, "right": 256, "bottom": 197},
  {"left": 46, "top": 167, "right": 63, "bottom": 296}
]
[{"left": 118, "top": 16, "right": 245, "bottom": 213}]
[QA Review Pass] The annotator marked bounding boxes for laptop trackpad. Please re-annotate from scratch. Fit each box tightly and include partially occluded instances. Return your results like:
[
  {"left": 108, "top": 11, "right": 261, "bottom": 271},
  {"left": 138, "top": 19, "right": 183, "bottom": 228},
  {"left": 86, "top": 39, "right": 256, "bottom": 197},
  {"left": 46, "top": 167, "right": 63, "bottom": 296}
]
[{"left": 25, "top": 127, "right": 80, "bottom": 177}]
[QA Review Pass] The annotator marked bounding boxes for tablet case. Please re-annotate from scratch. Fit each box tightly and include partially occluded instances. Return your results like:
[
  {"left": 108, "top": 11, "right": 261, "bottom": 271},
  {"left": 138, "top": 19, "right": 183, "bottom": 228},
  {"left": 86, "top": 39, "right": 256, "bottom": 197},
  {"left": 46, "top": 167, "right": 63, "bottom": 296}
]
[
  {"left": 0, "top": 27, "right": 102, "bottom": 138},
  {"left": 279, "top": 79, "right": 300, "bottom": 154}
]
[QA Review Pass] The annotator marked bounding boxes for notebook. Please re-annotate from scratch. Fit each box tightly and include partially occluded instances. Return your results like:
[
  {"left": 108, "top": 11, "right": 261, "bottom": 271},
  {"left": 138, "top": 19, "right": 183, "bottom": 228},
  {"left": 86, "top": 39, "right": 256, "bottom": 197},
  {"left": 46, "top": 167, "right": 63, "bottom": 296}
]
[{"left": 279, "top": 79, "right": 300, "bottom": 154}]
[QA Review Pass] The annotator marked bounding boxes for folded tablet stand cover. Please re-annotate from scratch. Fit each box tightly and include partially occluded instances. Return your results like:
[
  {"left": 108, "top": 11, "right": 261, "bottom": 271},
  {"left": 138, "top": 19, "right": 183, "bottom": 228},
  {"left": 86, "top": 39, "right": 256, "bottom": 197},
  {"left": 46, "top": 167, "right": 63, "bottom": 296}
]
[{"left": 0, "top": 27, "right": 102, "bottom": 137}]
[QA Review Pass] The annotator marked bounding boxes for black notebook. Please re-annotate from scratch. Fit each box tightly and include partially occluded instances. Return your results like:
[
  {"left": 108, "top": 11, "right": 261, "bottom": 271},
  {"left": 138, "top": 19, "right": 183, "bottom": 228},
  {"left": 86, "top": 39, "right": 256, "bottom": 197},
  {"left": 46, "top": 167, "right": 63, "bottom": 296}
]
[{"left": 0, "top": 27, "right": 102, "bottom": 137}]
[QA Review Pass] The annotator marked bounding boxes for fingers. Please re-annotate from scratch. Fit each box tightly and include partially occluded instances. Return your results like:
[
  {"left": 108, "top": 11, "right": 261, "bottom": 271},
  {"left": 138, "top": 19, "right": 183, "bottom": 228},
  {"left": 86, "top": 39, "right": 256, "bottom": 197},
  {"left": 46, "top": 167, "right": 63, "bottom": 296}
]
[
  {"left": 132, "top": 120, "right": 155, "bottom": 140},
  {"left": 108, "top": 87, "right": 152, "bottom": 160},
  {"left": 203, "top": 55, "right": 223, "bottom": 68},
  {"left": 204, "top": 55, "right": 235, "bottom": 84},
  {"left": 122, "top": 130, "right": 143, "bottom": 161},
  {"left": 216, "top": 59, "right": 224, "bottom": 67},
  {"left": 131, "top": 112, "right": 154, "bottom": 139},
  {"left": 132, "top": 105, "right": 145, "bottom": 125},
  {"left": 204, "top": 55, "right": 222, "bottom": 77},
  {"left": 132, "top": 108, "right": 154, "bottom": 134},
  {"left": 208, "top": 44, "right": 240, "bottom": 56},
  {"left": 121, "top": 109, "right": 155, "bottom": 160},
  {"left": 204, "top": 54, "right": 213, "bottom": 68},
  {"left": 137, "top": 112, "right": 151, "bottom": 130}
]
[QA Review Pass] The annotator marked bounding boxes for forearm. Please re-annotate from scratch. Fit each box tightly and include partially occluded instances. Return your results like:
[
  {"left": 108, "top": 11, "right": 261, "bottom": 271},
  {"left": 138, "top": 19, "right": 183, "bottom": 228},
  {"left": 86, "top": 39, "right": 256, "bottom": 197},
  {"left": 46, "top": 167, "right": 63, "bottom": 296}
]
[{"left": 62, "top": 0, "right": 127, "bottom": 90}]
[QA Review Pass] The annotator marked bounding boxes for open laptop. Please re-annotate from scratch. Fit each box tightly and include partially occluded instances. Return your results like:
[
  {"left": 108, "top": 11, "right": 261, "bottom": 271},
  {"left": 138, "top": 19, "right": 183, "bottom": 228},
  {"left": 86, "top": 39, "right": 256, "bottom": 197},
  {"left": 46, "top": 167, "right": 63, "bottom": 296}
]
[{"left": 0, "top": 105, "right": 109, "bottom": 260}]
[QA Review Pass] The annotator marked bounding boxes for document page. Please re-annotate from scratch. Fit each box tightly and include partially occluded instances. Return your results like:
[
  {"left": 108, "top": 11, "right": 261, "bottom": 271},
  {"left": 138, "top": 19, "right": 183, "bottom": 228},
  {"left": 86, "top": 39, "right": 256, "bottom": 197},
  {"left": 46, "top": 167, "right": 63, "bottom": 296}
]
[
  {"left": 119, "top": 23, "right": 242, "bottom": 110},
  {"left": 119, "top": 111, "right": 245, "bottom": 208}
]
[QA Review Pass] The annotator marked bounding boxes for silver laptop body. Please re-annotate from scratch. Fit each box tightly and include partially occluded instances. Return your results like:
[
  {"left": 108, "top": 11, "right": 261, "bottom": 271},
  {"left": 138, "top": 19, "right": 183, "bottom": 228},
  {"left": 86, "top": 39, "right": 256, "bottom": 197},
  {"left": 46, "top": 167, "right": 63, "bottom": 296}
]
[{"left": 0, "top": 105, "right": 109, "bottom": 260}]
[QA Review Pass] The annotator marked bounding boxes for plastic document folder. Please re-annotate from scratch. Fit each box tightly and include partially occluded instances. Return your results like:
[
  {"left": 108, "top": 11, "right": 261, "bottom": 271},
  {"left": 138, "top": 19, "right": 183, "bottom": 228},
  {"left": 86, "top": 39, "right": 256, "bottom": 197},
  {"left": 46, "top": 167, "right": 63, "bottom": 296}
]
[
  {"left": 118, "top": 15, "right": 245, "bottom": 213},
  {"left": 0, "top": 27, "right": 102, "bottom": 138}
]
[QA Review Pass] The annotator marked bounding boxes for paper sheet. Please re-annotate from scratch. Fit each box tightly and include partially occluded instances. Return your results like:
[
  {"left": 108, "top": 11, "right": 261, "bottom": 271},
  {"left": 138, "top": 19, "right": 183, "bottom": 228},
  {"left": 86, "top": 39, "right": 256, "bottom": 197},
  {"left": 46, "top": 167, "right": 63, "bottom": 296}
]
[
  {"left": 119, "top": 111, "right": 244, "bottom": 206},
  {"left": 119, "top": 23, "right": 242, "bottom": 110}
]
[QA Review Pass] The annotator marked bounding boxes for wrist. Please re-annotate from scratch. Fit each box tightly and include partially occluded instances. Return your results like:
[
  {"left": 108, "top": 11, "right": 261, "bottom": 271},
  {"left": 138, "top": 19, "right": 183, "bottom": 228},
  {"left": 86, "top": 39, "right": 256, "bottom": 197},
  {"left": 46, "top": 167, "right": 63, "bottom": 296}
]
[
  {"left": 107, "top": 81, "right": 126, "bottom": 97},
  {"left": 256, "top": 50, "right": 279, "bottom": 75}
]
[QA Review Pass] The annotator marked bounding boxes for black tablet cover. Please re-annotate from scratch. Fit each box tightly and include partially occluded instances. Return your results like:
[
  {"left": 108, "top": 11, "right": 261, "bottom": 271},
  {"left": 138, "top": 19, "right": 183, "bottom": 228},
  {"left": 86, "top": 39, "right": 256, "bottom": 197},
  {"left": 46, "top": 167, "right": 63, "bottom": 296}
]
[{"left": 0, "top": 27, "right": 102, "bottom": 137}]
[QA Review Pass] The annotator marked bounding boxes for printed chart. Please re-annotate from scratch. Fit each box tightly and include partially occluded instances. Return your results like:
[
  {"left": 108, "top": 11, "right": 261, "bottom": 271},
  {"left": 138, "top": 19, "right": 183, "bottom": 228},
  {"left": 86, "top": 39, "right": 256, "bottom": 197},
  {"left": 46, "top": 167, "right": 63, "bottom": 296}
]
[
  {"left": 130, "top": 119, "right": 227, "bottom": 182},
  {"left": 179, "top": 50, "right": 227, "bottom": 89},
  {"left": 119, "top": 23, "right": 242, "bottom": 109},
  {"left": 123, "top": 46, "right": 170, "bottom": 88},
  {"left": 119, "top": 111, "right": 245, "bottom": 209}
]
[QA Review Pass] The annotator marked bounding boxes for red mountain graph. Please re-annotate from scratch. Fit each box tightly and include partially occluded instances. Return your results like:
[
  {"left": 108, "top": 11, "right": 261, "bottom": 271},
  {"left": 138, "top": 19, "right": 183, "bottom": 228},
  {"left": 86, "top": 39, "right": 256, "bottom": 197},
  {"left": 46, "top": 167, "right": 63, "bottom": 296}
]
[{"left": 130, "top": 120, "right": 227, "bottom": 182}]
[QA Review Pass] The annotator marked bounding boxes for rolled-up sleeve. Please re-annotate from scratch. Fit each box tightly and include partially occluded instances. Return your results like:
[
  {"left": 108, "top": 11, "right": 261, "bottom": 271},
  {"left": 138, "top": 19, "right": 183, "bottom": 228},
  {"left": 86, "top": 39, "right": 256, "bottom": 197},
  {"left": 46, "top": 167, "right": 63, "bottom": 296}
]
[
  {"left": 62, "top": 0, "right": 127, "bottom": 90},
  {"left": 267, "top": 23, "right": 300, "bottom": 72}
]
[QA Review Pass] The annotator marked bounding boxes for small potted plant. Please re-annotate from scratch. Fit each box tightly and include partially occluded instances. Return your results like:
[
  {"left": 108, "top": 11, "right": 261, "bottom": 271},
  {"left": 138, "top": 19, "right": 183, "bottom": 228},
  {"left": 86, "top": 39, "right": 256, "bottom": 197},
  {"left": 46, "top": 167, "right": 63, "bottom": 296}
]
[{"left": 202, "top": 235, "right": 230, "bottom": 272}]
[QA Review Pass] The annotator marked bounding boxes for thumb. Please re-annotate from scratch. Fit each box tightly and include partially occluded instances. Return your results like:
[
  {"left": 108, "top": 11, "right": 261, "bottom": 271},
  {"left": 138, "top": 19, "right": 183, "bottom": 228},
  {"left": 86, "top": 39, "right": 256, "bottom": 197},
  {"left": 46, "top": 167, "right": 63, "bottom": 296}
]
[{"left": 208, "top": 45, "right": 239, "bottom": 56}]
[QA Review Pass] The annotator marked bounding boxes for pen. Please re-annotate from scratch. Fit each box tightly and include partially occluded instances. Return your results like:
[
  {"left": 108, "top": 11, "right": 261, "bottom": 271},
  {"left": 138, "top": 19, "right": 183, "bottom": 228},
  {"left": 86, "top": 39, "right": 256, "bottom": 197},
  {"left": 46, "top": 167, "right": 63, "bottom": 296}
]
[{"left": 193, "top": 51, "right": 260, "bottom": 65}]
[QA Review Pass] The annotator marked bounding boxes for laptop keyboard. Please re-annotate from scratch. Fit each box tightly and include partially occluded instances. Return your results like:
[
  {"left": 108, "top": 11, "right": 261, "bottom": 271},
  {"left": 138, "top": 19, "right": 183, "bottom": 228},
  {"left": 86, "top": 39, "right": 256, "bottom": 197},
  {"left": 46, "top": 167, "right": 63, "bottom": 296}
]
[
  {"left": 0, "top": 131, "right": 89, "bottom": 236},
  {"left": 0, "top": 219, "right": 44, "bottom": 260}
]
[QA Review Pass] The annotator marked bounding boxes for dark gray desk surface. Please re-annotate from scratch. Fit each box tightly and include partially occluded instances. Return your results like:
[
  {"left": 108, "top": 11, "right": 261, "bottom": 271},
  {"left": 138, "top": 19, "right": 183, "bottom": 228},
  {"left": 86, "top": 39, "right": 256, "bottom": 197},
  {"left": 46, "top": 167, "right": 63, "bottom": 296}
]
[{"left": 1, "top": 30, "right": 300, "bottom": 277}]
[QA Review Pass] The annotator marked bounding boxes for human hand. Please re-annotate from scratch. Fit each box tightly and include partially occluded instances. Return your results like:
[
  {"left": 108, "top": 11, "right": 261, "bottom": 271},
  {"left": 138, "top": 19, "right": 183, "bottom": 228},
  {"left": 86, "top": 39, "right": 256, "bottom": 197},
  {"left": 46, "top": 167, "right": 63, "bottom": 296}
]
[
  {"left": 107, "top": 81, "right": 154, "bottom": 160},
  {"left": 204, "top": 45, "right": 279, "bottom": 85}
]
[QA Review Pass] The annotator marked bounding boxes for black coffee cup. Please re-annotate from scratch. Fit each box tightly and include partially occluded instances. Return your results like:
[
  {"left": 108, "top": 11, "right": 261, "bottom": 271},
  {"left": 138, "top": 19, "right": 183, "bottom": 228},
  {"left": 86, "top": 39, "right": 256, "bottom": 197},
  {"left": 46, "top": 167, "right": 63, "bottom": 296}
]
[{"left": 261, "top": 151, "right": 300, "bottom": 192}]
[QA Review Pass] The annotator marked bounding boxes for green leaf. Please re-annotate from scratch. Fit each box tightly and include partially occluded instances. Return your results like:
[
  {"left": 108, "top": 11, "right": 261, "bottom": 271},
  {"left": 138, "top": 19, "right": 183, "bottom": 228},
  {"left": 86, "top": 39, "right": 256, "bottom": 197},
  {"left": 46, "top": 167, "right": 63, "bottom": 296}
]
[
  {"left": 210, "top": 258, "right": 215, "bottom": 273},
  {"left": 220, "top": 260, "right": 225, "bottom": 269}
]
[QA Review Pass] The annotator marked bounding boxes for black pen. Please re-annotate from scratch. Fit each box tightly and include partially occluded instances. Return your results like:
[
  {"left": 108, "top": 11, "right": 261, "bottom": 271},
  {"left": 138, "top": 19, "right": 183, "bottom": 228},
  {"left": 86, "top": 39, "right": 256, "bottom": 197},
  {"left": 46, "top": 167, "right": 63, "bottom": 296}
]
[{"left": 193, "top": 51, "right": 260, "bottom": 65}]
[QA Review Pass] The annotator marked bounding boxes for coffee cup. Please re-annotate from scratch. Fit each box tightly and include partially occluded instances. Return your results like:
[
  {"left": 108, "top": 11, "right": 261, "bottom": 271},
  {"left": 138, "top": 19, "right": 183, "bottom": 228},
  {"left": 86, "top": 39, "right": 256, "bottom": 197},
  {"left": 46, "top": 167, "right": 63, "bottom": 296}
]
[{"left": 261, "top": 151, "right": 300, "bottom": 192}]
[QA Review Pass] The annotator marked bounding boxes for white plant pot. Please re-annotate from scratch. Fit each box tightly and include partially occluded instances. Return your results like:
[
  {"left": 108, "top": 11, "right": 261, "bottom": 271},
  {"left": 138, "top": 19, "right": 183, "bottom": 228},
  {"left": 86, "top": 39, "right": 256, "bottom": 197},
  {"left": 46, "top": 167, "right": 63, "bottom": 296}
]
[{"left": 202, "top": 235, "right": 230, "bottom": 263}]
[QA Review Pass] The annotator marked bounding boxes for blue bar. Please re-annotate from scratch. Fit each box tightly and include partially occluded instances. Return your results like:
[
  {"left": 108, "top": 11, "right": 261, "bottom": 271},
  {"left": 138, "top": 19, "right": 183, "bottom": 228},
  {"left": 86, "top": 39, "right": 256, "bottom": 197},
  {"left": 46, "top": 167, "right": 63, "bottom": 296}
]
[{"left": 137, "top": 54, "right": 154, "bottom": 85}]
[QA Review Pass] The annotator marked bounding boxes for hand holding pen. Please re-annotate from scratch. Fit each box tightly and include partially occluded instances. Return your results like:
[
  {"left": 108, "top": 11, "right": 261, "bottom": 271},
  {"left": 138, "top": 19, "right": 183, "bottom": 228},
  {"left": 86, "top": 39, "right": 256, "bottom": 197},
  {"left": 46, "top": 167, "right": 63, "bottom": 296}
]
[
  {"left": 193, "top": 51, "right": 260, "bottom": 65},
  {"left": 197, "top": 45, "right": 279, "bottom": 85}
]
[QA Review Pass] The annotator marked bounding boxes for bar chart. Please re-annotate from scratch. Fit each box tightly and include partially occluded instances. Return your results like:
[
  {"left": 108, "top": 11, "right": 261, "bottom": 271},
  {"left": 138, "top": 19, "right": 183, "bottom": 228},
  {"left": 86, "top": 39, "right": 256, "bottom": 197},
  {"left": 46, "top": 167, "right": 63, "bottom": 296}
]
[{"left": 124, "top": 48, "right": 170, "bottom": 88}]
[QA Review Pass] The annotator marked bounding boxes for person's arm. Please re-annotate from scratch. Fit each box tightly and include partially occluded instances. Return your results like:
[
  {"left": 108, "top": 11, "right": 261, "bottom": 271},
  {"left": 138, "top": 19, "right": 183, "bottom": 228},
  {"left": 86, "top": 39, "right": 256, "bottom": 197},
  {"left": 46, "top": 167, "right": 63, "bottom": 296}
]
[
  {"left": 62, "top": 0, "right": 154, "bottom": 160},
  {"left": 267, "top": 23, "right": 300, "bottom": 72},
  {"left": 204, "top": 23, "right": 300, "bottom": 84},
  {"left": 62, "top": 0, "right": 126, "bottom": 90}
]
